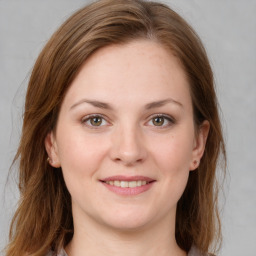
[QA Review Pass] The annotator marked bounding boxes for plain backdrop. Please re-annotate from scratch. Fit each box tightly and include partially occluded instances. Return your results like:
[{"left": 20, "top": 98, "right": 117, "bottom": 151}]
[{"left": 0, "top": 1, "right": 256, "bottom": 255}]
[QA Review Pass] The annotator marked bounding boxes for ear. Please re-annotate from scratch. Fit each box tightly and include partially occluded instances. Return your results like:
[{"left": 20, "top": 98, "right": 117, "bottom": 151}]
[
  {"left": 189, "top": 120, "right": 210, "bottom": 171},
  {"left": 44, "top": 131, "right": 61, "bottom": 168}
]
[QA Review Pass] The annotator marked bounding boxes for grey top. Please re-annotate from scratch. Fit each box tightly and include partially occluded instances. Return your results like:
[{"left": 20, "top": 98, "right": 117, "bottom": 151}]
[
  {"left": 46, "top": 248, "right": 68, "bottom": 256},
  {"left": 47, "top": 246, "right": 209, "bottom": 256},
  {"left": 188, "top": 246, "right": 210, "bottom": 256}
]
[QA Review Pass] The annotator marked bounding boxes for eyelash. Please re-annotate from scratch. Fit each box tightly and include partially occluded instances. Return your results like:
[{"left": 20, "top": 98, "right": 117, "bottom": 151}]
[
  {"left": 147, "top": 114, "right": 176, "bottom": 128},
  {"left": 81, "top": 114, "right": 176, "bottom": 128},
  {"left": 81, "top": 114, "right": 109, "bottom": 128}
]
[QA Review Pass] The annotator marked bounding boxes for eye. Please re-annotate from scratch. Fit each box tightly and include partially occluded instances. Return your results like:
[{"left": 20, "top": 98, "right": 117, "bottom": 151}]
[
  {"left": 82, "top": 114, "right": 108, "bottom": 127},
  {"left": 147, "top": 114, "right": 175, "bottom": 127},
  {"left": 152, "top": 116, "right": 165, "bottom": 126}
]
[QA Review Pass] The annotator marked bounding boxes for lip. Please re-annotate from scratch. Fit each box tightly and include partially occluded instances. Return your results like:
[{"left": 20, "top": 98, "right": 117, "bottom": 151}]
[
  {"left": 101, "top": 175, "right": 155, "bottom": 182},
  {"left": 99, "top": 176, "right": 156, "bottom": 196}
]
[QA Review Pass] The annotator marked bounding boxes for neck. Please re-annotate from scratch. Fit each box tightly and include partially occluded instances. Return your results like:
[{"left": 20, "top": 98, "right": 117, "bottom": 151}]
[{"left": 65, "top": 210, "right": 186, "bottom": 256}]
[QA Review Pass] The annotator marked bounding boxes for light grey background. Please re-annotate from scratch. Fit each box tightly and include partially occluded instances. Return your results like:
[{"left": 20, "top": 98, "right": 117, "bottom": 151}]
[{"left": 0, "top": 0, "right": 255, "bottom": 255}]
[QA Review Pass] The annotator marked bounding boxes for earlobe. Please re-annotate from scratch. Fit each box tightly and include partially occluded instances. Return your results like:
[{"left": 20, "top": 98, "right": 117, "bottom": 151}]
[
  {"left": 190, "top": 120, "right": 210, "bottom": 171},
  {"left": 44, "top": 132, "right": 61, "bottom": 168}
]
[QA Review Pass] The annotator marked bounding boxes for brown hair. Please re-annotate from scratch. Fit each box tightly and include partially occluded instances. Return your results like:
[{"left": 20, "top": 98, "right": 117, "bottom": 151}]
[{"left": 6, "top": 0, "right": 226, "bottom": 255}]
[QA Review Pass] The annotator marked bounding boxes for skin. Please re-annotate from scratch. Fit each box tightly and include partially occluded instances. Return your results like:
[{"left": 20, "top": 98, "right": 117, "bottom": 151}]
[{"left": 45, "top": 40, "right": 209, "bottom": 256}]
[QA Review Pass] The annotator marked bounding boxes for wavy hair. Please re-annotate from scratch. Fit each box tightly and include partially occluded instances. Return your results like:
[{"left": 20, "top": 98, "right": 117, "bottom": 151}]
[{"left": 6, "top": 0, "right": 226, "bottom": 255}]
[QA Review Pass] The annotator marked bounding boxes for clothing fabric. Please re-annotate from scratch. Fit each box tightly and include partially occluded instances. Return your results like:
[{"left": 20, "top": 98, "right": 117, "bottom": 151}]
[
  {"left": 47, "top": 246, "right": 209, "bottom": 256},
  {"left": 188, "top": 246, "right": 209, "bottom": 256},
  {"left": 46, "top": 248, "right": 68, "bottom": 256}
]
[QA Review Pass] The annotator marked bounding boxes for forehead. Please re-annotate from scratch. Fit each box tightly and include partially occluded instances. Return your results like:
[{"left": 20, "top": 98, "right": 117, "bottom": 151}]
[{"left": 62, "top": 40, "right": 191, "bottom": 109}]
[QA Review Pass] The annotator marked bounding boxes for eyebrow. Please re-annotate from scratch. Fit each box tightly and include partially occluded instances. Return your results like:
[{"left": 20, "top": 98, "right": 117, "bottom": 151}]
[
  {"left": 70, "top": 99, "right": 113, "bottom": 110},
  {"left": 70, "top": 98, "right": 183, "bottom": 111},
  {"left": 145, "top": 98, "right": 183, "bottom": 109}
]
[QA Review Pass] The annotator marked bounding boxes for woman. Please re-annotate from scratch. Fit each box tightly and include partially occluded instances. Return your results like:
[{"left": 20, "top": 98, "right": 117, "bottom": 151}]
[{"left": 5, "top": 0, "right": 226, "bottom": 255}]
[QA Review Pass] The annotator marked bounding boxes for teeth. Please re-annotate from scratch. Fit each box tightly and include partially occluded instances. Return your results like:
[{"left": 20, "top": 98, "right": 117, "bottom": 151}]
[
  {"left": 120, "top": 181, "right": 128, "bottom": 188},
  {"left": 105, "top": 180, "right": 149, "bottom": 187},
  {"left": 128, "top": 181, "right": 136, "bottom": 188},
  {"left": 114, "top": 181, "right": 120, "bottom": 186}
]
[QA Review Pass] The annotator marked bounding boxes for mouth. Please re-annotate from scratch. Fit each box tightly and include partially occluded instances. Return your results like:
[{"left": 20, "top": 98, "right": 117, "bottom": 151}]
[
  {"left": 99, "top": 176, "right": 156, "bottom": 196},
  {"left": 101, "top": 180, "right": 152, "bottom": 188}
]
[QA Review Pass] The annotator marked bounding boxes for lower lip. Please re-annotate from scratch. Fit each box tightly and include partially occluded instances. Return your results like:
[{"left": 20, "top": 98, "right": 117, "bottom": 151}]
[{"left": 101, "top": 182, "right": 154, "bottom": 196}]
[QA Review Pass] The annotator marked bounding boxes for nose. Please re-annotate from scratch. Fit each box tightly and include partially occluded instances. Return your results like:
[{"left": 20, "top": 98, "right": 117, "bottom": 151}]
[{"left": 109, "top": 124, "right": 147, "bottom": 166}]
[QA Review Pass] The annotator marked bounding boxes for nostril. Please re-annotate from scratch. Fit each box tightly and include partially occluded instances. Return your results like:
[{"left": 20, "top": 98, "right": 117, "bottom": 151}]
[{"left": 110, "top": 141, "right": 147, "bottom": 165}]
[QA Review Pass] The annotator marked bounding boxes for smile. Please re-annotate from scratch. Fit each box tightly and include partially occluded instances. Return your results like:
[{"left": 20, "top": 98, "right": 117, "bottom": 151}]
[
  {"left": 100, "top": 176, "right": 155, "bottom": 196},
  {"left": 104, "top": 180, "right": 149, "bottom": 187}
]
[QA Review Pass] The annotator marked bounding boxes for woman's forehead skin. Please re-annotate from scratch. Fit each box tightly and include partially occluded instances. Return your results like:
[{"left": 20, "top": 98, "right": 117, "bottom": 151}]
[{"left": 61, "top": 40, "right": 192, "bottom": 117}]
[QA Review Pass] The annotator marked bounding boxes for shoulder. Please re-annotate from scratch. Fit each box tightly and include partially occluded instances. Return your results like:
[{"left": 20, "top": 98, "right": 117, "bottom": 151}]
[
  {"left": 188, "top": 246, "right": 216, "bottom": 256},
  {"left": 46, "top": 248, "right": 68, "bottom": 256}
]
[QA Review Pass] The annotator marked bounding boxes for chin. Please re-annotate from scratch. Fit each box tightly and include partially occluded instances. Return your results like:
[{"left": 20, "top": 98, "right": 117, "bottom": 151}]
[
  {"left": 104, "top": 219, "right": 149, "bottom": 233},
  {"left": 98, "top": 209, "right": 156, "bottom": 232}
]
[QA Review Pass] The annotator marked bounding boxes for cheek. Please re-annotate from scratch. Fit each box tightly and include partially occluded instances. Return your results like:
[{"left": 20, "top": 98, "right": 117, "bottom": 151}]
[
  {"left": 143, "top": 130, "right": 194, "bottom": 216},
  {"left": 56, "top": 127, "right": 109, "bottom": 180},
  {"left": 151, "top": 130, "right": 194, "bottom": 175},
  {"left": 153, "top": 131, "right": 194, "bottom": 202},
  {"left": 56, "top": 130, "right": 110, "bottom": 207}
]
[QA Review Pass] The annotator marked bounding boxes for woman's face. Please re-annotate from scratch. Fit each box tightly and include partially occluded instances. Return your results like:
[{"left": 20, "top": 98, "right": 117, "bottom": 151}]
[{"left": 46, "top": 40, "right": 208, "bottom": 231}]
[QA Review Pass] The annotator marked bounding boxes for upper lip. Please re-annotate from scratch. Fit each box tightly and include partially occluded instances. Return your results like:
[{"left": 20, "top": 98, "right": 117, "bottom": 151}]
[{"left": 100, "top": 175, "right": 155, "bottom": 182}]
